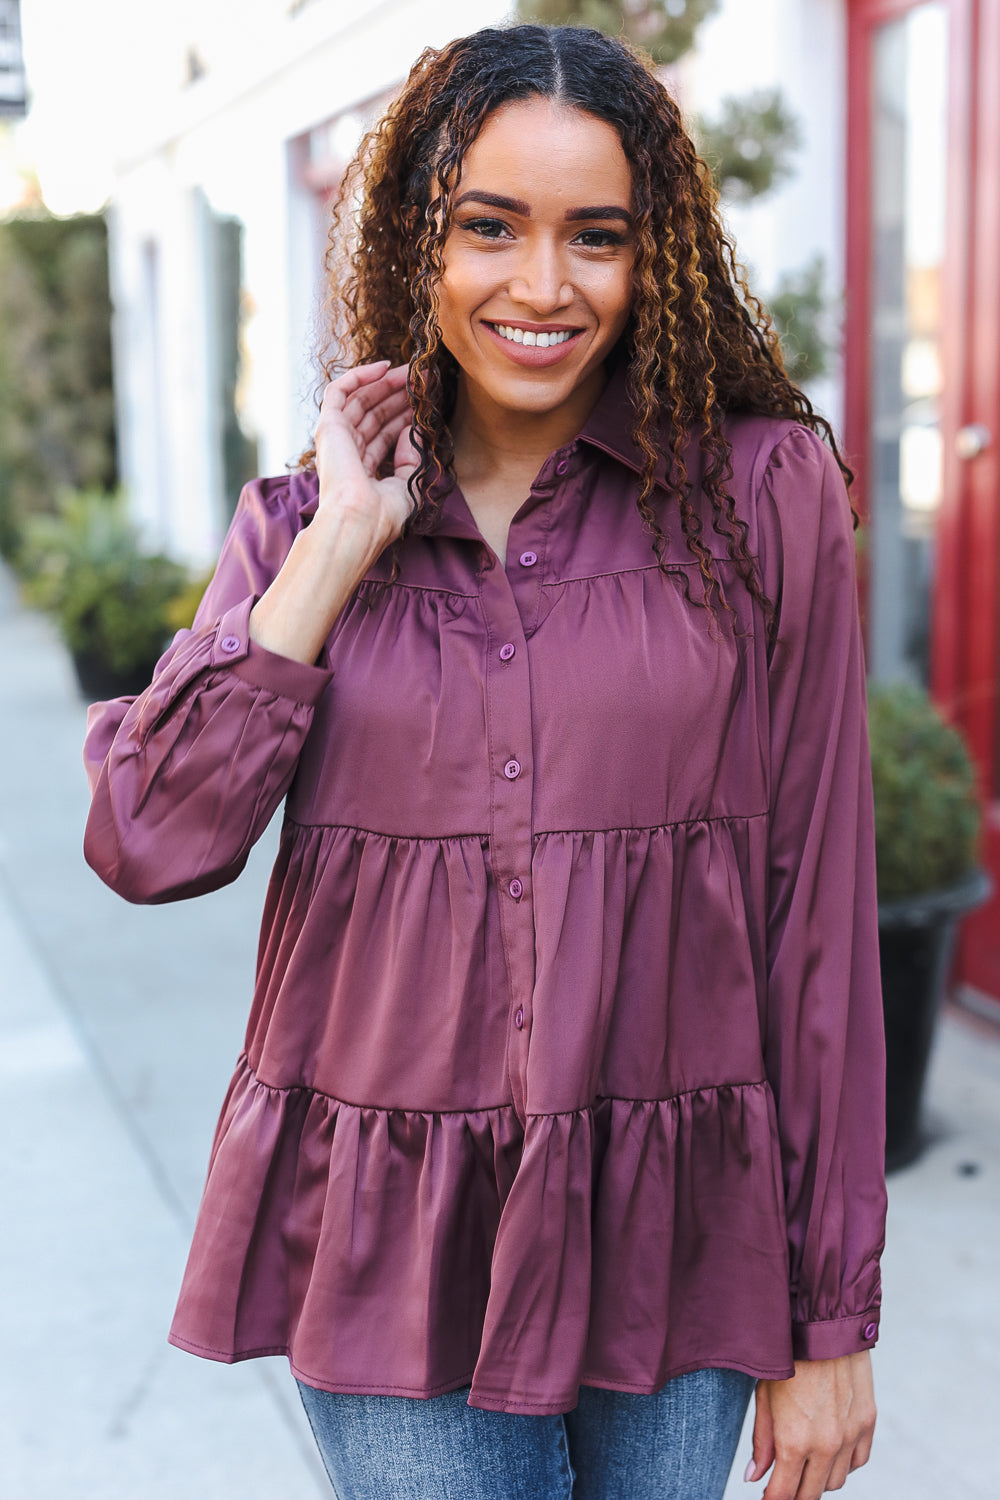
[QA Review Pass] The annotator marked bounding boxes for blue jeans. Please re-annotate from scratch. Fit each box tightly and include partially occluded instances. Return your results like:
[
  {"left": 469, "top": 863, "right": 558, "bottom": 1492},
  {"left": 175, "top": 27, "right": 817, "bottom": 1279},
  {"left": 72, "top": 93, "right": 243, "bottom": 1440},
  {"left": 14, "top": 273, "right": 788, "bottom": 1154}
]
[{"left": 296, "top": 1368, "right": 756, "bottom": 1499}]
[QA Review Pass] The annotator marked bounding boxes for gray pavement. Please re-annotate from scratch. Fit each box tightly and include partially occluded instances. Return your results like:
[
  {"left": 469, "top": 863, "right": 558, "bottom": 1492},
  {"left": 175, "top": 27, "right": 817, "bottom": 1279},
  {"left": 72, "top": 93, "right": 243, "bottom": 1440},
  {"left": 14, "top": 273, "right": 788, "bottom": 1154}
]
[{"left": 0, "top": 563, "right": 997, "bottom": 1499}]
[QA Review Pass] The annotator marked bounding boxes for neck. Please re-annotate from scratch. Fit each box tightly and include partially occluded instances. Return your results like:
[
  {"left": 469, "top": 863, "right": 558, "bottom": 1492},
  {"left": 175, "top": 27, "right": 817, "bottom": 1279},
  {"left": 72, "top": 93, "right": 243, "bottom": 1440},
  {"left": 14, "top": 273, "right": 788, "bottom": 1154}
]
[{"left": 449, "top": 367, "right": 607, "bottom": 484}]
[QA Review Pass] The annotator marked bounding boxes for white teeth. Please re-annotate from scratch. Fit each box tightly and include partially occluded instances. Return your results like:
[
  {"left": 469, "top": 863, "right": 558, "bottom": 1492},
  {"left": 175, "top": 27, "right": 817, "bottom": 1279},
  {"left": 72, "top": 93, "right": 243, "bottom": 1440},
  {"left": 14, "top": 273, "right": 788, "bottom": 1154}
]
[{"left": 492, "top": 324, "right": 574, "bottom": 348}]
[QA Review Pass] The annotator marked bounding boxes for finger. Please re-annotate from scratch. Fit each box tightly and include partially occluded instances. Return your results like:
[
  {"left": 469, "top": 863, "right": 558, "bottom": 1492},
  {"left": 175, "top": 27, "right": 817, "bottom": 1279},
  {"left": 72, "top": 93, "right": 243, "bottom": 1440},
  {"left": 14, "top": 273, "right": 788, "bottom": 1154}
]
[
  {"left": 761, "top": 1448, "right": 829, "bottom": 1500},
  {"left": 320, "top": 359, "right": 392, "bottom": 411},
  {"left": 760, "top": 1450, "right": 804, "bottom": 1500},
  {"left": 746, "top": 1385, "right": 776, "bottom": 1483},
  {"left": 825, "top": 1452, "right": 852, "bottom": 1491},
  {"left": 361, "top": 381, "right": 413, "bottom": 427},
  {"left": 796, "top": 1453, "right": 836, "bottom": 1500},
  {"left": 848, "top": 1430, "right": 874, "bottom": 1472},
  {"left": 353, "top": 387, "right": 413, "bottom": 447},
  {"left": 338, "top": 362, "right": 410, "bottom": 421},
  {"left": 316, "top": 381, "right": 409, "bottom": 478},
  {"left": 393, "top": 425, "right": 421, "bottom": 488},
  {"left": 363, "top": 411, "right": 412, "bottom": 477}
]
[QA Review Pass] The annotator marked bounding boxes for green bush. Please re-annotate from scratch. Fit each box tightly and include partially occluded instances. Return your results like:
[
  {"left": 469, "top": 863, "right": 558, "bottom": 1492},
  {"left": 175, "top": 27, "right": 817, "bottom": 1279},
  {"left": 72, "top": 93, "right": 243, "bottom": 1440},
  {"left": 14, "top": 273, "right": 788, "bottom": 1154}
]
[
  {"left": 868, "top": 682, "right": 981, "bottom": 900},
  {"left": 0, "top": 212, "right": 116, "bottom": 564},
  {"left": 695, "top": 88, "right": 803, "bottom": 202},
  {"left": 20, "top": 490, "right": 189, "bottom": 675},
  {"left": 515, "top": 0, "right": 721, "bottom": 65},
  {"left": 164, "top": 567, "right": 216, "bottom": 634},
  {"left": 766, "top": 253, "right": 833, "bottom": 384}
]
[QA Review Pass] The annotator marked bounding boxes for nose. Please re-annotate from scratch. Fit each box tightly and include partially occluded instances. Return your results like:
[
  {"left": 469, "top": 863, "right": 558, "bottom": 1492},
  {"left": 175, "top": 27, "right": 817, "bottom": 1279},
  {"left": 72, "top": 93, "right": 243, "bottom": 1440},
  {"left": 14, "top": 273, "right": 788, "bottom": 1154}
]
[{"left": 508, "top": 238, "right": 573, "bottom": 314}]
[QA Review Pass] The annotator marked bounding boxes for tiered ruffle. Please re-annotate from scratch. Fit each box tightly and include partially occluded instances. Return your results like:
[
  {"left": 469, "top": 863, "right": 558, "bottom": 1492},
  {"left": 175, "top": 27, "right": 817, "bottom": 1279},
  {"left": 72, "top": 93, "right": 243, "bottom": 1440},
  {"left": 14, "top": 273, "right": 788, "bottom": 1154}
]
[{"left": 169, "top": 1056, "right": 797, "bottom": 1413}]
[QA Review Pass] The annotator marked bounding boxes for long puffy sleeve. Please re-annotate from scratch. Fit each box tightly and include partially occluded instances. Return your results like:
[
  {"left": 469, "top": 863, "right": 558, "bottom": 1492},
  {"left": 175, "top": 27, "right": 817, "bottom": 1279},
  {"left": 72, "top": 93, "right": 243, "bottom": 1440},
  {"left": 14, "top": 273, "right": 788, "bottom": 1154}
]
[
  {"left": 757, "top": 426, "right": 888, "bottom": 1361},
  {"left": 83, "top": 476, "right": 331, "bottom": 904}
]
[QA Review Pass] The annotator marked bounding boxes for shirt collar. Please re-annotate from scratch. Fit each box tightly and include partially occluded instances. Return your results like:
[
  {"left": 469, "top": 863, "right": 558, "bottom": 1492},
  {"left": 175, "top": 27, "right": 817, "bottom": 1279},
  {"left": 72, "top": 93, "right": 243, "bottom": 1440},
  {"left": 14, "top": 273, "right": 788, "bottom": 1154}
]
[
  {"left": 292, "top": 462, "right": 486, "bottom": 542},
  {"left": 575, "top": 357, "right": 680, "bottom": 488},
  {"left": 421, "top": 360, "right": 679, "bottom": 540},
  {"left": 291, "top": 357, "right": 675, "bottom": 538}
]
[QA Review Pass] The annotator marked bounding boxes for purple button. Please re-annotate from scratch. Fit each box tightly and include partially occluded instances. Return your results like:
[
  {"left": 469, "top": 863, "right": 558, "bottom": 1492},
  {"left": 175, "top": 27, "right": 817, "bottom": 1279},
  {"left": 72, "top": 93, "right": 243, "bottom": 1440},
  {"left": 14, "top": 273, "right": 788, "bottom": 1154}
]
[
  {"left": 519, "top": 551, "right": 537, "bottom": 567},
  {"left": 499, "top": 643, "right": 515, "bottom": 661},
  {"left": 863, "top": 1321, "right": 877, "bottom": 1340},
  {"left": 514, "top": 1006, "right": 524, "bottom": 1030},
  {"left": 503, "top": 759, "right": 521, "bottom": 780},
  {"left": 220, "top": 634, "right": 241, "bottom": 654},
  {"left": 509, "top": 878, "right": 523, "bottom": 899},
  {"left": 556, "top": 459, "right": 569, "bottom": 475}
]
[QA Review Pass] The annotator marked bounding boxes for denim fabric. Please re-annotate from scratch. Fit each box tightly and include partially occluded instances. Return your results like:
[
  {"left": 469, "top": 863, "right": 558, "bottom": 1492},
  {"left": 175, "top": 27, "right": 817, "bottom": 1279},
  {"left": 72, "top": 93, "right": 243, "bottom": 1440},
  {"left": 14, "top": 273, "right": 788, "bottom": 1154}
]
[{"left": 296, "top": 1366, "right": 755, "bottom": 1499}]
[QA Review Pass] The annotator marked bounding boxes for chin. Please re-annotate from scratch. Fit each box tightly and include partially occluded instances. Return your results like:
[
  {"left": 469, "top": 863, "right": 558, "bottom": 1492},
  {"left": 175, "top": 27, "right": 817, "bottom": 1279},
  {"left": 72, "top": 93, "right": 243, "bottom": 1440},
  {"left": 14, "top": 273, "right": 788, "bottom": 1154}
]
[{"left": 493, "top": 364, "right": 604, "bottom": 411}]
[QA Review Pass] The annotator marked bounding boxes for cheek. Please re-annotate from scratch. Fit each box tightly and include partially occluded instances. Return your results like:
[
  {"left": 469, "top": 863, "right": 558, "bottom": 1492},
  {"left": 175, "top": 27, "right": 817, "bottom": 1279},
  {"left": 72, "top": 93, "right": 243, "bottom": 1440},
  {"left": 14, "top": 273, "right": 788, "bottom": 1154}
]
[
  {"left": 437, "top": 261, "right": 486, "bottom": 338},
  {"left": 592, "top": 265, "right": 635, "bottom": 326}
]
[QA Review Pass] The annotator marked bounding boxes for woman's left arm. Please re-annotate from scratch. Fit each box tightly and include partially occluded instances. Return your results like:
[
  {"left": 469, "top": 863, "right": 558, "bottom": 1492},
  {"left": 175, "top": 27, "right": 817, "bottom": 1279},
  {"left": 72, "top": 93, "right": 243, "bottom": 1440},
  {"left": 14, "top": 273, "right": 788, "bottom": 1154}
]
[{"left": 753, "top": 427, "right": 888, "bottom": 1495}]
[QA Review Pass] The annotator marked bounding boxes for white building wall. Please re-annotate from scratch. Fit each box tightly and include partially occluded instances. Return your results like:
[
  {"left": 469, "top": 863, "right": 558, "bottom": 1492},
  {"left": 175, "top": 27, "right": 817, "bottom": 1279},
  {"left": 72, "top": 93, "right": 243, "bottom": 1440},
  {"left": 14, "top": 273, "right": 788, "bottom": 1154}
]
[
  {"left": 111, "top": 0, "right": 510, "bottom": 563},
  {"left": 109, "top": 0, "right": 847, "bottom": 563},
  {"left": 680, "top": 0, "right": 847, "bottom": 437},
  {"left": 680, "top": 0, "right": 845, "bottom": 438},
  {"left": 109, "top": 168, "right": 222, "bottom": 562}
]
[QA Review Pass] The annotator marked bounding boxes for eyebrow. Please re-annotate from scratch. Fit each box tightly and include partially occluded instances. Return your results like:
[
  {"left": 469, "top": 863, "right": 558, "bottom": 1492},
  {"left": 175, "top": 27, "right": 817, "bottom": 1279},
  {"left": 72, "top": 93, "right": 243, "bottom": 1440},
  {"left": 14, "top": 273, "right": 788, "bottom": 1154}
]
[{"left": 453, "top": 191, "right": 633, "bottom": 225}]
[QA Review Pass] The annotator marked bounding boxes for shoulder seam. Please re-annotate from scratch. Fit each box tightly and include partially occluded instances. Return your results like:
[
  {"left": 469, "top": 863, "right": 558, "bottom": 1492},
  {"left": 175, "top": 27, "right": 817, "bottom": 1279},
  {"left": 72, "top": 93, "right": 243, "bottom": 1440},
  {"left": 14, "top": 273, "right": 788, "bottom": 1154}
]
[
  {"left": 761, "top": 421, "right": 821, "bottom": 472},
  {"left": 239, "top": 473, "right": 295, "bottom": 516}
]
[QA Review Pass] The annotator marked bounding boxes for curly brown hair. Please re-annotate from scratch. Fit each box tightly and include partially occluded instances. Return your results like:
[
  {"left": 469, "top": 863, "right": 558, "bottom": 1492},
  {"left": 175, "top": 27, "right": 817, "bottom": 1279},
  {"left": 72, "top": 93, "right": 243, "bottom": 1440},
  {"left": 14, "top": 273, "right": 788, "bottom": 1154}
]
[{"left": 307, "top": 22, "right": 856, "bottom": 644}]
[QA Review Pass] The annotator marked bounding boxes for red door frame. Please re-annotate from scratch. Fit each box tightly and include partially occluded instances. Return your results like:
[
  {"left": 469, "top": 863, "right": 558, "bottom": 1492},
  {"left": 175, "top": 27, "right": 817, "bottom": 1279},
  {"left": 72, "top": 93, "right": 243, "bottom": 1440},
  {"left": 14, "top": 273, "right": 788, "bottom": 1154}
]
[{"left": 844, "top": 0, "right": 1000, "bottom": 1003}]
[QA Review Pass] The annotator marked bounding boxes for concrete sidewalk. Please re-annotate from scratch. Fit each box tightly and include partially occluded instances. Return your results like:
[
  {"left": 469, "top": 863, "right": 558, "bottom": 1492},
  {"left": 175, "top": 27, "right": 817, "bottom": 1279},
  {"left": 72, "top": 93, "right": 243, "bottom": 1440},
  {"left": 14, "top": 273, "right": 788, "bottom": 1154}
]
[{"left": 1, "top": 564, "right": 997, "bottom": 1498}]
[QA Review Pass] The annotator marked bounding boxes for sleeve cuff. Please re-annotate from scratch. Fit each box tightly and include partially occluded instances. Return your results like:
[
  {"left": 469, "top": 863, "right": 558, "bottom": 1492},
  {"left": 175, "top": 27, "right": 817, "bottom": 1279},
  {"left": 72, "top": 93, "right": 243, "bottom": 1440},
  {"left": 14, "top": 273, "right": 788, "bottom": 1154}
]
[
  {"left": 211, "top": 598, "right": 333, "bottom": 706},
  {"left": 791, "top": 1308, "right": 881, "bottom": 1360}
]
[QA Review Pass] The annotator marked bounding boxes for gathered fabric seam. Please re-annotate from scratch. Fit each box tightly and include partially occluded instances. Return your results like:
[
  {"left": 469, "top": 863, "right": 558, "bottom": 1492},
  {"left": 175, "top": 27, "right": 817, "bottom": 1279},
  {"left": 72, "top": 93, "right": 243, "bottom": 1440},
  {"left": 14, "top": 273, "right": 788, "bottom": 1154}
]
[
  {"left": 279, "top": 811, "right": 769, "bottom": 838},
  {"left": 242, "top": 1054, "right": 769, "bottom": 1114}
]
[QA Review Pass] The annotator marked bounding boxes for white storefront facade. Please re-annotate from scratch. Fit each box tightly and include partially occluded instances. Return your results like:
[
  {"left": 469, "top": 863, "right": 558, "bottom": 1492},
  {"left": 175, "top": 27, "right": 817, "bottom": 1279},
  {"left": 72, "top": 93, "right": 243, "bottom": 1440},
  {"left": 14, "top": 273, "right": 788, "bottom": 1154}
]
[{"left": 106, "top": 0, "right": 846, "bottom": 562}]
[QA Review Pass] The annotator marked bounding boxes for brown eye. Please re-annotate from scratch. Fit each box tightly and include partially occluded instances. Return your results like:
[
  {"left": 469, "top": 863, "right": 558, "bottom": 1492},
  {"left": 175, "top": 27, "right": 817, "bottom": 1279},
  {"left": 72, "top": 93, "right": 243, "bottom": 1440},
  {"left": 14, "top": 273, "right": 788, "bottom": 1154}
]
[
  {"left": 461, "top": 217, "right": 511, "bottom": 240},
  {"left": 575, "top": 228, "right": 626, "bottom": 249}
]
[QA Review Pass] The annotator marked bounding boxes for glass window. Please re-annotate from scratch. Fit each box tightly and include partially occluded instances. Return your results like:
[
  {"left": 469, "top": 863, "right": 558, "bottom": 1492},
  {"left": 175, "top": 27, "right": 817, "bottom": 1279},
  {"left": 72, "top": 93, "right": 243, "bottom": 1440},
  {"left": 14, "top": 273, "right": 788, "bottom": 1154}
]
[{"left": 868, "top": 2, "right": 949, "bottom": 686}]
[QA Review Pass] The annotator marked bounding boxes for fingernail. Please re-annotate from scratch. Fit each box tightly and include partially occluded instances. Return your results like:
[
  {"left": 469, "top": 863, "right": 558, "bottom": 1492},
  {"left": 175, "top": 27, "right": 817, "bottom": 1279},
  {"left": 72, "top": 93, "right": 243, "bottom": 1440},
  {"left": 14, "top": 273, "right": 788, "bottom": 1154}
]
[{"left": 743, "top": 1459, "right": 756, "bottom": 1482}]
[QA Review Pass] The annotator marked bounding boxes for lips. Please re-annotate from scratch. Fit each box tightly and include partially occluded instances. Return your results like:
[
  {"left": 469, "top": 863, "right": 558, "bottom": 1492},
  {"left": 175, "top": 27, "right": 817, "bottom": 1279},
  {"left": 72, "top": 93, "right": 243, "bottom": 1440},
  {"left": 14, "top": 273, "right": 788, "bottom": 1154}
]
[{"left": 481, "top": 320, "right": 585, "bottom": 367}]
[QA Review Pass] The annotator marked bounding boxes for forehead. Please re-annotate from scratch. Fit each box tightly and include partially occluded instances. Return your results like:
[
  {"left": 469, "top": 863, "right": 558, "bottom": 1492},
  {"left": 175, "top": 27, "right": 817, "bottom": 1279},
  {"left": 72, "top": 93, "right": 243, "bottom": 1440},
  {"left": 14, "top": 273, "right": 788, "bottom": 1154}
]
[{"left": 455, "top": 98, "right": 632, "bottom": 207}]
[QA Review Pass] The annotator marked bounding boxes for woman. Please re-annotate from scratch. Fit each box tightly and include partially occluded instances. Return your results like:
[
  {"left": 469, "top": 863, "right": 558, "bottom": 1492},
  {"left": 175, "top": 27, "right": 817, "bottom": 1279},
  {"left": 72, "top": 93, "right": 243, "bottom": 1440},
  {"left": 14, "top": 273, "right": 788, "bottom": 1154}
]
[{"left": 84, "top": 23, "right": 887, "bottom": 1500}]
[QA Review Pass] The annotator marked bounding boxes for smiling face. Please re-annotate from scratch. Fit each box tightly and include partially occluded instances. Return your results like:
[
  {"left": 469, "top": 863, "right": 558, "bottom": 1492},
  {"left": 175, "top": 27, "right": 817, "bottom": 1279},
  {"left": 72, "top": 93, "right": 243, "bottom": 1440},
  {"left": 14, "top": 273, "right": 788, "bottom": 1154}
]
[{"left": 434, "top": 98, "right": 636, "bottom": 435}]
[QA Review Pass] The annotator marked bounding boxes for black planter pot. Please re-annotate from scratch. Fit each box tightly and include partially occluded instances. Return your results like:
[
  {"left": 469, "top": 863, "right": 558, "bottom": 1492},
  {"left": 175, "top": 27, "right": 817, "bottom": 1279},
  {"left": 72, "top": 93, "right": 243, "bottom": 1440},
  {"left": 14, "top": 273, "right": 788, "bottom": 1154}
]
[
  {"left": 878, "top": 866, "right": 992, "bottom": 1172},
  {"left": 71, "top": 647, "right": 160, "bottom": 702}
]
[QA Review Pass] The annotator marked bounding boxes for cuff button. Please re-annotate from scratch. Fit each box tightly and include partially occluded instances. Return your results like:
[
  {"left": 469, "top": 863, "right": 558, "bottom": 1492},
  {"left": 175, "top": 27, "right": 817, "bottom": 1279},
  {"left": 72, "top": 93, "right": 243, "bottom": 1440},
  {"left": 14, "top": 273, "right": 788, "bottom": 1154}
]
[
  {"left": 863, "top": 1321, "right": 878, "bottom": 1340},
  {"left": 220, "top": 634, "right": 241, "bottom": 654}
]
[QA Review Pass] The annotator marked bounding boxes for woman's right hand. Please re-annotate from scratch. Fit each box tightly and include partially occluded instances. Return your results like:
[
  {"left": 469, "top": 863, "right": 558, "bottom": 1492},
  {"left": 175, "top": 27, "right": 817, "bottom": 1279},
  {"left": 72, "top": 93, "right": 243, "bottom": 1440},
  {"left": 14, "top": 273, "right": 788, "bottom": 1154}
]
[
  {"left": 314, "top": 359, "right": 418, "bottom": 548},
  {"left": 248, "top": 360, "right": 418, "bottom": 666}
]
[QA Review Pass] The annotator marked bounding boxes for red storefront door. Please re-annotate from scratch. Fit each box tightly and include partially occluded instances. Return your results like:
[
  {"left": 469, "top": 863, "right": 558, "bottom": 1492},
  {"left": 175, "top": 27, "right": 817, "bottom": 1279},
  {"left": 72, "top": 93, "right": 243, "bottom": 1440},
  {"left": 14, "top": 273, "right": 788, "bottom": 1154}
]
[{"left": 845, "top": 0, "right": 1000, "bottom": 1006}]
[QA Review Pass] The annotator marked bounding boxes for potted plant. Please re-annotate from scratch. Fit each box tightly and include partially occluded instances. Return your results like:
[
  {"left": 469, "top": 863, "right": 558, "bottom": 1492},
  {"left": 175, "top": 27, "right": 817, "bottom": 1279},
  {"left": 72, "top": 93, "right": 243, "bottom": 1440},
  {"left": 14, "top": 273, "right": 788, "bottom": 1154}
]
[
  {"left": 20, "top": 489, "right": 192, "bottom": 700},
  {"left": 868, "top": 681, "right": 991, "bottom": 1170}
]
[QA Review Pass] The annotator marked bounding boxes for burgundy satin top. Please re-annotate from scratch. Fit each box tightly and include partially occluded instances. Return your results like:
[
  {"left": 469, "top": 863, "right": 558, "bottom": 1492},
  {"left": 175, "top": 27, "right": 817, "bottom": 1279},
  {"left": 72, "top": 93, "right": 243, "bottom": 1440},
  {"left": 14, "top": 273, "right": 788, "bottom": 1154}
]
[{"left": 83, "top": 370, "right": 887, "bottom": 1415}]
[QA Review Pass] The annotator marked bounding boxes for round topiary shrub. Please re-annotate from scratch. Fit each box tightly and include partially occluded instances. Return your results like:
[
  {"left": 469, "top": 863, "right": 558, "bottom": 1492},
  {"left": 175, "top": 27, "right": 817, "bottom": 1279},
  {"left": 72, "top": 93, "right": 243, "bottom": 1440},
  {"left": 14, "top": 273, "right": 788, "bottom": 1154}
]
[{"left": 867, "top": 682, "right": 980, "bottom": 901}]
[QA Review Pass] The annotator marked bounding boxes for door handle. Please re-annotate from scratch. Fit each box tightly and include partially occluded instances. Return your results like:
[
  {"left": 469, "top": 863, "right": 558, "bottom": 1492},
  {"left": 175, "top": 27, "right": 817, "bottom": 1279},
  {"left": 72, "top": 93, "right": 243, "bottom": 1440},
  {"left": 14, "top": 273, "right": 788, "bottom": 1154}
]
[{"left": 955, "top": 423, "right": 992, "bottom": 459}]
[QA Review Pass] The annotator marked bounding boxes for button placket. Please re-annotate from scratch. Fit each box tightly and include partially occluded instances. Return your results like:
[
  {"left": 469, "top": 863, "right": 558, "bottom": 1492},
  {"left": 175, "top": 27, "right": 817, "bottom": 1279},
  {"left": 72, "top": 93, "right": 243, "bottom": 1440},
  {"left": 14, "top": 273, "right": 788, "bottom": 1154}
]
[
  {"left": 479, "top": 554, "right": 537, "bottom": 1124},
  {"left": 508, "top": 479, "right": 554, "bottom": 638}
]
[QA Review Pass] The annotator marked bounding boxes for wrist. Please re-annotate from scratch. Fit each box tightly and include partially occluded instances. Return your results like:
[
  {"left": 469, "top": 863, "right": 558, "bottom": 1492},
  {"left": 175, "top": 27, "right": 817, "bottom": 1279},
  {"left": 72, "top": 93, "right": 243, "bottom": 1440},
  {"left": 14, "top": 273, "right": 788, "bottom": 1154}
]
[{"left": 311, "top": 493, "right": 393, "bottom": 565}]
